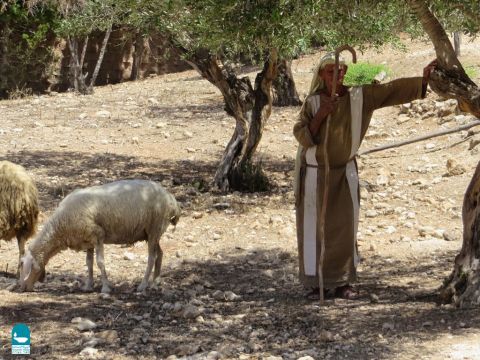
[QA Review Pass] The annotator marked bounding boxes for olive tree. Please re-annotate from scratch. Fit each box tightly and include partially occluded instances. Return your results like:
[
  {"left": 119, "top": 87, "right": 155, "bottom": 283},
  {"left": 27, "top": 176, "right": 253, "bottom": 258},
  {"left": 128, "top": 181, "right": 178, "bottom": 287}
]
[
  {"left": 28, "top": 0, "right": 136, "bottom": 94},
  {"left": 149, "top": 0, "right": 410, "bottom": 191},
  {"left": 171, "top": 0, "right": 480, "bottom": 306},
  {"left": 405, "top": 0, "right": 480, "bottom": 307}
]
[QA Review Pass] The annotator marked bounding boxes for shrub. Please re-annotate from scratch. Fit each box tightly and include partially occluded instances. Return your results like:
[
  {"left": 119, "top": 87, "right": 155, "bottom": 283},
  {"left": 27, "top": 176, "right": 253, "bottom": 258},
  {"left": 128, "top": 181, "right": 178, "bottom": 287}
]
[
  {"left": 229, "top": 160, "right": 271, "bottom": 192},
  {"left": 343, "top": 62, "right": 391, "bottom": 86},
  {"left": 465, "top": 66, "right": 478, "bottom": 80},
  {"left": 0, "top": 3, "right": 60, "bottom": 98}
]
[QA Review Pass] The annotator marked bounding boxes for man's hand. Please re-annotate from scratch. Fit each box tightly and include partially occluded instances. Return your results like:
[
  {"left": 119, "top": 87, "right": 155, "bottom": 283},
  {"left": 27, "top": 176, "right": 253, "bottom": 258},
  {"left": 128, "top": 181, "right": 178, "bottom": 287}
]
[
  {"left": 319, "top": 94, "right": 339, "bottom": 117},
  {"left": 309, "top": 94, "right": 339, "bottom": 136},
  {"left": 423, "top": 59, "right": 438, "bottom": 84}
]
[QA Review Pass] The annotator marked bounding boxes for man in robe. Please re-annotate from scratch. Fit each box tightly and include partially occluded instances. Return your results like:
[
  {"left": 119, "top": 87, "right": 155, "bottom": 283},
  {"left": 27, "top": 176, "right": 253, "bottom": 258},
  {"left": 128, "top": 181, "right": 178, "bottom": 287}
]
[{"left": 293, "top": 52, "right": 436, "bottom": 299}]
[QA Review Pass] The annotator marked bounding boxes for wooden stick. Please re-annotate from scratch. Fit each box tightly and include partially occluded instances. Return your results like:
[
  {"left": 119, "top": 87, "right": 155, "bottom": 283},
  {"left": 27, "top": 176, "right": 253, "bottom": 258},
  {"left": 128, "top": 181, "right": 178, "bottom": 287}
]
[{"left": 358, "top": 120, "right": 480, "bottom": 156}]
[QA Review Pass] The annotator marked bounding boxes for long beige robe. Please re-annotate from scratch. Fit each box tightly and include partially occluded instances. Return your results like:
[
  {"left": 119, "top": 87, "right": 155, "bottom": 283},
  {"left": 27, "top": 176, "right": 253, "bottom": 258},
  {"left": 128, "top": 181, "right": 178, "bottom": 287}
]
[{"left": 293, "top": 77, "right": 424, "bottom": 289}]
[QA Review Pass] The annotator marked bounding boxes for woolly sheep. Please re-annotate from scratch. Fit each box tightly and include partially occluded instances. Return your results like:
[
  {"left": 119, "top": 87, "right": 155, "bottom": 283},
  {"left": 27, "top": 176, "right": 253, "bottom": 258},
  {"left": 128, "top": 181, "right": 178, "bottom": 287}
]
[
  {"left": 0, "top": 161, "right": 39, "bottom": 275},
  {"left": 19, "top": 179, "right": 180, "bottom": 293}
]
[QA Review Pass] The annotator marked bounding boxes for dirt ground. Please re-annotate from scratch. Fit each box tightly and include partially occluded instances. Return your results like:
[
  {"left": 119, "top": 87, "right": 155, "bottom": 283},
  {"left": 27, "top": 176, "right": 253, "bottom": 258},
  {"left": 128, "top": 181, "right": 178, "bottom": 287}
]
[{"left": 1, "top": 37, "right": 480, "bottom": 360}]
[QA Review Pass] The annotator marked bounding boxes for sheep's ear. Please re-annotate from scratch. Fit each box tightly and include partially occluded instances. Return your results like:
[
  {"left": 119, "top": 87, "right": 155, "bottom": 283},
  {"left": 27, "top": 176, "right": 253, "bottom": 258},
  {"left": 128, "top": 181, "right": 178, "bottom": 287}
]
[
  {"left": 21, "top": 256, "right": 32, "bottom": 283},
  {"left": 20, "top": 253, "right": 37, "bottom": 282}
]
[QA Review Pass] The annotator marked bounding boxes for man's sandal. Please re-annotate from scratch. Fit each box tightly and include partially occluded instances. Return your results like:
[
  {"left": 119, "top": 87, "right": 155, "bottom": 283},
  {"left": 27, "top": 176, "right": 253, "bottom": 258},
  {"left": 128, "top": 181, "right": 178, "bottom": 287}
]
[
  {"left": 305, "top": 287, "right": 331, "bottom": 300},
  {"left": 334, "top": 285, "right": 359, "bottom": 300}
]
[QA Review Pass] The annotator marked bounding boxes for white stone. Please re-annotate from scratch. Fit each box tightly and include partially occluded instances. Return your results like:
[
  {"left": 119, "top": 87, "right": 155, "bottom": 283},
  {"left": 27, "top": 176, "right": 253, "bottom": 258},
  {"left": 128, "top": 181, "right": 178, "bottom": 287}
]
[
  {"left": 95, "top": 110, "right": 111, "bottom": 118},
  {"left": 79, "top": 346, "right": 98, "bottom": 358},
  {"left": 72, "top": 317, "right": 97, "bottom": 331},
  {"left": 224, "top": 291, "right": 241, "bottom": 301},
  {"left": 418, "top": 226, "right": 435, "bottom": 237},
  {"left": 385, "top": 226, "right": 397, "bottom": 234},
  {"left": 123, "top": 251, "right": 135, "bottom": 260},
  {"left": 376, "top": 174, "right": 389, "bottom": 186}
]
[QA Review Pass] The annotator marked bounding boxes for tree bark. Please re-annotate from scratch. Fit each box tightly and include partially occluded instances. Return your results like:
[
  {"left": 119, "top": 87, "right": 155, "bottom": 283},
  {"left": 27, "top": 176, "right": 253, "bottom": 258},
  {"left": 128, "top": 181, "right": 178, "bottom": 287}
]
[
  {"left": 454, "top": 32, "right": 461, "bottom": 57},
  {"left": 87, "top": 27, "right": 112, "bottom": 92},
  {"left": 408, "top": 0, "right": 480, "bottom": 307},
  {"left": 241, "top": 49, "right": 278, "bottom": 165},
  {"left": 183, "top": 48, "right": 278, "bottom": 191},
  {"left": 80, "top": 35, "right": 88, "bottom": 71},
  {"left": 440, "top": 161, "right": 480, "bottom": 307},
  {"left": 408, "top": 0, "right": 480, "bottom": 118},
  {"left": 130, "top": 32, "right": 145, "bottom": 81},
  {"left": 67, "top": 36, "right": 89, "bottom": 94},
  {"left": 0, "top": 22, "right": 9, "bottom": 92},
  {"left": 272, "top": 59, "right": 302, "bottom": 107}
]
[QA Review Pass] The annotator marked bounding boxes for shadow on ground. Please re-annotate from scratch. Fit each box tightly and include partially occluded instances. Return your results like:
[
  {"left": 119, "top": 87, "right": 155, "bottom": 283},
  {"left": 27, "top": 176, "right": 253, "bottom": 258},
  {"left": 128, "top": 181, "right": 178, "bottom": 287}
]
[
  {"left": 3, "top": 150, "right": 294, "bottom": 214},
  {"left": 0, "top": 248, "right": 476, "bottom": 359}
]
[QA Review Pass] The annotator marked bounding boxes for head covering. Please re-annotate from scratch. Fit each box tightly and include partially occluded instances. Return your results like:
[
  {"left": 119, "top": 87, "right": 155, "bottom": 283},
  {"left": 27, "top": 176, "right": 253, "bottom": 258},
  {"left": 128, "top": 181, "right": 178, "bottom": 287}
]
[{"left": 308, "top": 52, "right": 346, "bottom": 95}]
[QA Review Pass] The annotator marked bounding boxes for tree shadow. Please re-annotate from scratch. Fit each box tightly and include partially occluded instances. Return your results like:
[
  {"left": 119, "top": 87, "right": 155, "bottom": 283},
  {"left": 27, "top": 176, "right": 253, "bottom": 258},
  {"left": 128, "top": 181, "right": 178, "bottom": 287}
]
[
  {"left": 147, "top": 103, "right": 225, "bottom": 121},
  {"left": 0, "top": 248, "right": 477, "bottom": 359},
  {"left": 2, "top": 150, "right": 295, "bottom": 214}
]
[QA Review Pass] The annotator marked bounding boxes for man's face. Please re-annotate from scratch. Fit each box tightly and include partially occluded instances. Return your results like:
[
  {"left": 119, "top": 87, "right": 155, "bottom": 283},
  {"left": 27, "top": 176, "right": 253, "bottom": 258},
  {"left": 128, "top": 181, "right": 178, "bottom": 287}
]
[{"left": 319, "top": 63, "right": 348, "bottom": 90}]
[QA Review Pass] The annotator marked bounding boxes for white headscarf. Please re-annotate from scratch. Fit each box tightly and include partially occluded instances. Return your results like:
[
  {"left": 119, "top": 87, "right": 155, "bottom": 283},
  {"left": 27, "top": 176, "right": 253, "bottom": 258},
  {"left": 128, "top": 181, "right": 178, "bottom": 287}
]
[{"left": 308, "top": 52, "right": 346, "bottom": 95}]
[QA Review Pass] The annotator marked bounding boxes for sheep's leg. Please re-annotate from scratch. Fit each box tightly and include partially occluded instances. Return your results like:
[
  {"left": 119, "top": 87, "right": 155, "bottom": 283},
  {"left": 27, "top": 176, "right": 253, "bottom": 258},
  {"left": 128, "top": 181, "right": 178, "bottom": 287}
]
[
  {"left": 17, "top": 236, "right": 26, "bottom": 277},
  {"left": 137, "top": 238, "right": 157, "bottom": 292},
  {"left": 82, "top": 249, "right": 94, "bottom": 292},
  {"left": 153, "top": 242, "right": 163, "bottom": 283},
  {"left": 95, "top": 241, "right": 112, "bottom": 293}
]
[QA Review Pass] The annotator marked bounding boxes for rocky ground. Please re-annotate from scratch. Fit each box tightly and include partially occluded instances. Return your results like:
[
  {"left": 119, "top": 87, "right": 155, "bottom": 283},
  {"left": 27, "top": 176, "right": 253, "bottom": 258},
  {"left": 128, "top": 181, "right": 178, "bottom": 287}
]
[{"left": 0, "top": 37, "right": 480, "bottom": 359}]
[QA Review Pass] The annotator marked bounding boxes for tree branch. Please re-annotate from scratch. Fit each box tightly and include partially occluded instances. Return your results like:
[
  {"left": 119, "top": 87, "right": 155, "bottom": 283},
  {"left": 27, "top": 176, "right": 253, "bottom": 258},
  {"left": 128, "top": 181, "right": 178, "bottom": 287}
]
[{"left": 359, "top": 120, "right": 480, "bottom": 156}]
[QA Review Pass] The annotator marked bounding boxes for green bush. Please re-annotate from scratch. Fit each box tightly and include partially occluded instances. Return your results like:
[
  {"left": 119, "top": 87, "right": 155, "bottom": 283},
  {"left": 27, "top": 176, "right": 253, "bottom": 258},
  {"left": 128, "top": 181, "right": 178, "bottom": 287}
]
[
  {"left": 343, "top": 62, "right": 391, "bottom": 86},
  {"left": 465, "top": 66, "right": 478, "bottom": 80},
  {"left": 0, "top": 2, "right": 60, "bottom": 98}
]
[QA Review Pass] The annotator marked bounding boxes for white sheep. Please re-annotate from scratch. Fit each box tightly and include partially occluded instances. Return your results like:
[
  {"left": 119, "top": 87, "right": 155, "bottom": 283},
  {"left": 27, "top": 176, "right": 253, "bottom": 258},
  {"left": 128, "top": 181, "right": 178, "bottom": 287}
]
[
  {"left": 19, "top": 179, "right": 180, "bottom": 293},
  {"left": 0, "top": 161, "right": 39, "bottom": 275}
]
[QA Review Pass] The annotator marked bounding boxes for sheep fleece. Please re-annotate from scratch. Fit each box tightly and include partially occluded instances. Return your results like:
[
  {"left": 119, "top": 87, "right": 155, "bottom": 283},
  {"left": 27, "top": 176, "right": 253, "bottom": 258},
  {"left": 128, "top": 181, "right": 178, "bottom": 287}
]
[
  {"left": 0, "top": 160, "right": 38, "bottom": 242},
  {"left": 37, "top": 180, "right": 177, "bottom": 252}
]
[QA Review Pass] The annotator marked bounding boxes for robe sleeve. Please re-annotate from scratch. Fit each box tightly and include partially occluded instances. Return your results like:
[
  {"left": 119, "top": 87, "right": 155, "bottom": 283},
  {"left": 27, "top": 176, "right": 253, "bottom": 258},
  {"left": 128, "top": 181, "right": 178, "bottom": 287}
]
[
  {"left": 363, "top": 77, "right": 424, "bottom": 112},
  {"left": 293, "top": 95, "right": 318, "bottom": 148}
]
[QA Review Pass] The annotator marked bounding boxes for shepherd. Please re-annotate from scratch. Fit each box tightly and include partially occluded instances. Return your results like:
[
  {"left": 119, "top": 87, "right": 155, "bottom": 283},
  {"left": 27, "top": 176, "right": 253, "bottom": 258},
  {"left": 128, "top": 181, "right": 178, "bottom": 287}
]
[{"left": 293, "top": 49, "right": 437, "bottom": 299}]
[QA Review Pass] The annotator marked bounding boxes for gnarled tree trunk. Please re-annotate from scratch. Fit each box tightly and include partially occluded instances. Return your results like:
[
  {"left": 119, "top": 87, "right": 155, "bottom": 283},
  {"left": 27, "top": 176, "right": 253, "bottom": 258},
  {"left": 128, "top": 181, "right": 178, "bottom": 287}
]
[
  {"left": 454, "top": 32, "right": 461, "bottom": 57},
  {"left": 67, "top": 27, "right": 112, "bottom": 95},
  {"left": 130, "top": 32, "right": 146, "bottom": 81},
  {"left": 440, "top": 161, "right": 480, "bottom": 307},
  {"left": 408, "top": 0, "right": 480, "bottom": 307},
  {"left": 87, "top": 26, "right": 112, "bottom": 92},
  {"left": 68, "top": 36, "right": 89, "bottom": 94},
  {"left": 184, "top": 48, "right": 278, "bottom": 191},
  {"left": 408, "top": 0, "right": 480, "bottom": 118},
  {"left": 0, "top": 22, "right": 10, "bottom": 93},
  {"left": 272, "top": 59, "right": 302, "bottom": 107}
]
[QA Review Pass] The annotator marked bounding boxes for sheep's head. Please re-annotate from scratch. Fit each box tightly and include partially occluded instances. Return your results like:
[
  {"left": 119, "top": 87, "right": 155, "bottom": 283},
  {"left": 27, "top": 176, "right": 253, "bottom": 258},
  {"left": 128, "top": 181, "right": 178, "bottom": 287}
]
[
  {"left": 169, "top": 197, "right": 181, "bottom": 229},
  {"left": 18, "top": 250, "right": 44, "bottom": 292}
]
